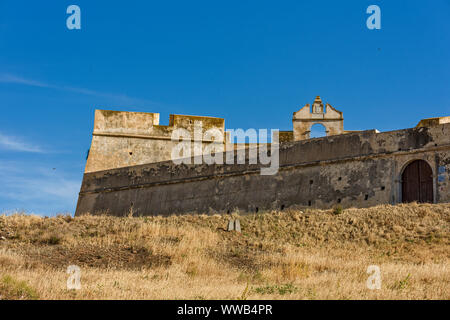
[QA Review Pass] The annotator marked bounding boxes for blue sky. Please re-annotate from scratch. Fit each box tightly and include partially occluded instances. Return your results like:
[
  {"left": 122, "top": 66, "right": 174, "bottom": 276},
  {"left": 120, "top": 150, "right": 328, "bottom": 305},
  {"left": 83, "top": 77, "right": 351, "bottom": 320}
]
[{"left": 0, "top": 1, "right": 449, "bottom": 215}]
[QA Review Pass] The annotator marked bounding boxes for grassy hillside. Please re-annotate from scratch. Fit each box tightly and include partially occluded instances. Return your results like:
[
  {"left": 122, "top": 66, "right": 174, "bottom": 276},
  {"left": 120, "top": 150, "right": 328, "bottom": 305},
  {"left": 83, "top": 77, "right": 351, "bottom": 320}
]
[{"left": 0, "top": 202, "right": 449, "bottom": 299}]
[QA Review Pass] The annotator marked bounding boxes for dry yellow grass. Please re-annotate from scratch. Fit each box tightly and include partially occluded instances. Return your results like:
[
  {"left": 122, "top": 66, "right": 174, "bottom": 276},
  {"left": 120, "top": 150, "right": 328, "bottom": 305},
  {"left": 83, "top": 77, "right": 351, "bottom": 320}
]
[{"left": 0, "top": 202, "right": 449, "bottom": 300}]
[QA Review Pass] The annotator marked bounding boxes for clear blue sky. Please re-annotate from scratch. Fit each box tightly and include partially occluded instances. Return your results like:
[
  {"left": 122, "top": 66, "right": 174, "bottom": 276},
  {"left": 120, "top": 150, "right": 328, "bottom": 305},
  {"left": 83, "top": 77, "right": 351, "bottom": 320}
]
[{"left": 0, "top": 1, "right": 449, "bottom": 215}]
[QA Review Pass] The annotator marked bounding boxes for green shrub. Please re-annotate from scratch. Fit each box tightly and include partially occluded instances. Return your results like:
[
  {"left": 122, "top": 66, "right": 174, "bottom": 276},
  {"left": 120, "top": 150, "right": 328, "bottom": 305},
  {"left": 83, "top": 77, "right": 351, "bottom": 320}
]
[
  {"left": 333, "top": 206, "right": 343, "bottom": 215},
  {"left": 253, "top": 283, "right": 298, "bottom": 295},
  {"left": 390, "top": 273, "right": 411, "bottom": 290},
  {"left": 0, "top": 275, "right": 39, "bottom": 300}
]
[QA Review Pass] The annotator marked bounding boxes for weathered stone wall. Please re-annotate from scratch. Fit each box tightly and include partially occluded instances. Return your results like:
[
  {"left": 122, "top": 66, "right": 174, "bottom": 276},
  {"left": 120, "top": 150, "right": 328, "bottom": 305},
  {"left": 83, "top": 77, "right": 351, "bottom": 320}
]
[
  {"left": 85, "top": 98, "right": 357, "bottom": 174},
  {"left": 85, "top": 110, "right": 226, "bottom": 173},
  {"left": 75, "top": 123, "right": 450, "bottom": 217}
]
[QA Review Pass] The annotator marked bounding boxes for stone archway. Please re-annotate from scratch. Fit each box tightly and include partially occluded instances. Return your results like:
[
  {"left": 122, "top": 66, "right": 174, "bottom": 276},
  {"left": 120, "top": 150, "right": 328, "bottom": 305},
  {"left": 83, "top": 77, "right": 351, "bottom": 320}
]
[
  {"left": 309, "top": 123, "right": 327, "bottom": 138},
  {"left": 292, "top": 96, "right": 344, "bottom": 140},
  {"left": 401, "top": 160, "right": 433, "bottom": 203}
]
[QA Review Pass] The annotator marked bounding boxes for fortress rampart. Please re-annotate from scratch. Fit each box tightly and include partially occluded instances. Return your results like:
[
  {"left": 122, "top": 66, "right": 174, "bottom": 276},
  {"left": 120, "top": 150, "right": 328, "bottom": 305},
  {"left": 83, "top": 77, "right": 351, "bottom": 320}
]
[
  {"left": 85, "top": 109, "right": 227, "bottom": 173},
  {"left": 84, "top": 97, "right": 356, "bottom": 173},
  {"left": 76, "top": 115, "right": 450, "bottom": 216}
]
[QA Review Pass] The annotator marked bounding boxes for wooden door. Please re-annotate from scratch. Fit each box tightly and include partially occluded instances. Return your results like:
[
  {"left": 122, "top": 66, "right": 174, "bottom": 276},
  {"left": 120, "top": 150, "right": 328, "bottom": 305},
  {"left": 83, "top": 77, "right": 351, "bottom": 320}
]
[{"left": 402, "top": 160, "right": 433, "bottom": 203}]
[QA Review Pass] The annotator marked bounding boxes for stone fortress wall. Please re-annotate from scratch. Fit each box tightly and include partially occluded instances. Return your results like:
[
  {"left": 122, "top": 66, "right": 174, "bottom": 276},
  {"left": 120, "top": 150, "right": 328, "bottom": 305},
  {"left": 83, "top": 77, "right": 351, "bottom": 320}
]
[
  {"left": 76, "top": 97, "right": 450, "bottom": 216},
  {"left": 85, "top": 96, "right": 350, "bottom": 173},
  {"left": 85, "top": 110, "right": 226, "bottom": 173}
]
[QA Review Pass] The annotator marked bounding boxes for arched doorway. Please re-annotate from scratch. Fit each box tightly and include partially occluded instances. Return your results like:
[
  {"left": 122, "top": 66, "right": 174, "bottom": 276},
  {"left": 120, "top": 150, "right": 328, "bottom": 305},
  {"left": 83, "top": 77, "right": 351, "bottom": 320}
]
[{"left": 402, "top": 160, "right": 433, "bottom": 203}]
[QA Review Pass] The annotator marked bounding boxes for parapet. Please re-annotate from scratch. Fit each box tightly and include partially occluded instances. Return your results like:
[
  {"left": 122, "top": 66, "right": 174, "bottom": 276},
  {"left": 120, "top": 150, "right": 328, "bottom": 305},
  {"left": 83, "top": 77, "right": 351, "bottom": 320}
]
[
  {"left": 416, "top": 117, "right": 450, "bottom": 128},
  {"left": 92, "top": 109, "right": 225, "bottom": 139},
  {"left": 85, "top": 109, "right": 226, "bottom": 173},
  {"left": 169, "top": 114, "right": 225, "bottom": 132},
  {"left": 93, "top": 110, "right": 160, "bottom": 136}
]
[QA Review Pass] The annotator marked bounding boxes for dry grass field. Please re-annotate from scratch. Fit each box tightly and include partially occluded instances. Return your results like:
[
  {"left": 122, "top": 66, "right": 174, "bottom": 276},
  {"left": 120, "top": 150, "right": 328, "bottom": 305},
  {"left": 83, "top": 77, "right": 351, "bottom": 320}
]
[{"left": 0, "top": 202, "right": 449, "bottom": 300}]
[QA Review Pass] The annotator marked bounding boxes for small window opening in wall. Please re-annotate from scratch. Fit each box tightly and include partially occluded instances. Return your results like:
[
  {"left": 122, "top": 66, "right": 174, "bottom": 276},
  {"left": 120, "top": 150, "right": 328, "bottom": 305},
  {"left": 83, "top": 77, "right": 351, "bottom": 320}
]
[
  {"left": 308, "top": 200, "right": 312, "bottom": 206},
  {"left": 338, "top": 177, "right": 342, "bottom": 181},
  {"left": 129, "top": 152, "right": 133, "bottom": 156},
  {"left": 398, "top": 148, "right": 402, "bottom": 151},
  {"left": 364, "top": 194, "right": 369, "bottom": 200},
  {"left": 309, "top": 180, "right": 314, "bottom": 185},
  {"left": 227, "top": 210, "right": 231, "bottom": 214},
  {"left": 337, "top": 198, "right": 341, "bottom": 203},
  {"left": 381, "top": 186, "right": 385, "bottom": 190},
  {"left": 255, "top": 207, "right": 259, "bottom": 213},
  {"left": 281, "top": 204, "right": 285, "bottom": 211},
  {"left": 435, "top": 143, "right": 438, "bottom": 147}
]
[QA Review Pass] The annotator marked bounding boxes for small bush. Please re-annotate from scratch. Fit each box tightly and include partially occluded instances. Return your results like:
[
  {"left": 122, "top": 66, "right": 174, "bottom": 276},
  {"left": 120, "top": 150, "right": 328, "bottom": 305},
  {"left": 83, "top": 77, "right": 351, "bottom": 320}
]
[
  {"left": 185, "top": 263, "right": 199, "bottom": 277},
  {"left": 390, "top": 274, "right": 411, "bottom": 290},
  {"left": 333, "top": 206, "right": 343, "bottom": 215},
  {"left": 0, "top": 275, "right": 39, "bottom": 300},
  {"left": 253, "top": 283, "right": 298, "bottom": 296},
  {"left": 42, "top": 234, "right": 62, "bottom": 245}
]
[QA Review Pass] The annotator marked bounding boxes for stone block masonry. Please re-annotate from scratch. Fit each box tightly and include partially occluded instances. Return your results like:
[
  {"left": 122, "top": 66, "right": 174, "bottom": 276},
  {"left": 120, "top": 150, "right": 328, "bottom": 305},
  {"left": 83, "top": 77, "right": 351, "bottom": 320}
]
[{"left": 75, "top": 120, "right": 450, "bottom": 217}]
